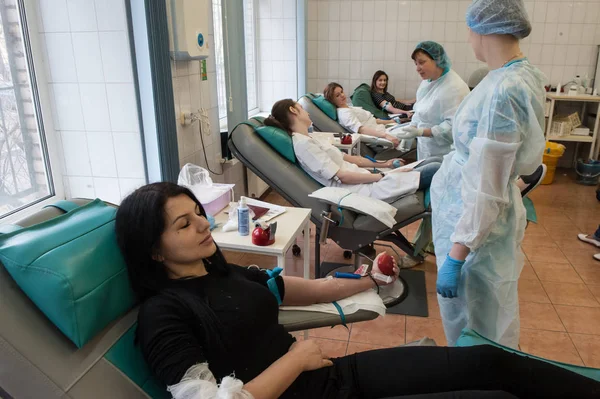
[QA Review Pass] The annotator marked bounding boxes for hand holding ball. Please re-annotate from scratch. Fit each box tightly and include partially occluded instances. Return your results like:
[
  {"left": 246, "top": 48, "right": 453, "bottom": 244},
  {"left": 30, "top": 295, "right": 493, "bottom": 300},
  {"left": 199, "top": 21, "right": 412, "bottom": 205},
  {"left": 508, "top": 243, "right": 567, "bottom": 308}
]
[{"left": 377, "top": 253, "right": 395, "bottom": 276}]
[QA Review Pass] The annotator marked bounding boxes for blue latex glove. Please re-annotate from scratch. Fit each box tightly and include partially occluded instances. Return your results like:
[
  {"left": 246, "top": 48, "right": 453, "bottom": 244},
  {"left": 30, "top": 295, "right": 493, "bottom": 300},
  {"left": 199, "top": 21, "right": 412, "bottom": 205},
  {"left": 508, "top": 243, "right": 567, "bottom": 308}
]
[{"left": 436, "top": 255, "right": 465, "bottom": 298}]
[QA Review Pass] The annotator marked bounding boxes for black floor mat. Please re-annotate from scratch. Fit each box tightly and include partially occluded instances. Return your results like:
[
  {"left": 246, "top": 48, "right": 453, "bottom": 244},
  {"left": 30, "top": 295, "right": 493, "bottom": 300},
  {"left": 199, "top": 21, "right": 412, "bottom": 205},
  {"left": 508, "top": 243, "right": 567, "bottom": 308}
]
[{"left": 386, "top": 269, "right": 429, "bottom": 317}]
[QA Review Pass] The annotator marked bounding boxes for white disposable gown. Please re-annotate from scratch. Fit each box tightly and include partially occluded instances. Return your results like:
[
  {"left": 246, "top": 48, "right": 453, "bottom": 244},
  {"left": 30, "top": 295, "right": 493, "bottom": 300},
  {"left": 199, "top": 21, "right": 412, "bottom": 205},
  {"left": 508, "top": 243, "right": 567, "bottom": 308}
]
[
  {"left": 292, "top": 133, "right": 420, "bottom": 201},
  {"left": 430, "top": 60, "right": 546, "bottom": 348},
  {"left": 411, "top": 70, "right": 470, "bottom": 160}
]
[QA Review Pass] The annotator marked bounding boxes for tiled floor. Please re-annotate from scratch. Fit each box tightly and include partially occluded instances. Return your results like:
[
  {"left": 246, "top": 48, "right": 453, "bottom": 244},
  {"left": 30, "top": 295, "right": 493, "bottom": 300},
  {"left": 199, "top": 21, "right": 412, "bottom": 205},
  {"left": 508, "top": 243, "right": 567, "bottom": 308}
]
[{"left": 223, "top": 170, "right": 600, "bottom": 367}]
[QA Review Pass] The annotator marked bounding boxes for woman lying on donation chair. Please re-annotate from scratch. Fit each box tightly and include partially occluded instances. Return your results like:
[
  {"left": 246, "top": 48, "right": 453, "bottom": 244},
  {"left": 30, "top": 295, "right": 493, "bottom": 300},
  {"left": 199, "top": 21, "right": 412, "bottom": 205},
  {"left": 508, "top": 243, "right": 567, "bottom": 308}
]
[
  {"left": 265, "top": 99, "right": 441, "bottom": 202},
  {"left": 115, "top": 183, "right": 600, "bottom": 399}
]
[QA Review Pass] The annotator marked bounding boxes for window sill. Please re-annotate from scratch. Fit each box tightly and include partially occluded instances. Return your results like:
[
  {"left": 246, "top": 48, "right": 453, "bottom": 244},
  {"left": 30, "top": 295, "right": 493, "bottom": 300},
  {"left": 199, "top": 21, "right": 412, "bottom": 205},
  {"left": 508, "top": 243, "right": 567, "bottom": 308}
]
[{"left": 1, "top": 195, "right": 63, "bottom": 225}]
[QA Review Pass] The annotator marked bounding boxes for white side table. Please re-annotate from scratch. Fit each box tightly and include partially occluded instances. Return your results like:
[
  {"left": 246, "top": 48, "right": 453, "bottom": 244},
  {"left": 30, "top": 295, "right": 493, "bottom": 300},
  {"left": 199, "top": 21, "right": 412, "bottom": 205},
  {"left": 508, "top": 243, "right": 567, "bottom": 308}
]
[
  {"left": 211, "top": 205, "right": 312, "bottom": 279},
  {"left": 311, "top": 132, "right": 362, "bottom": 155}
]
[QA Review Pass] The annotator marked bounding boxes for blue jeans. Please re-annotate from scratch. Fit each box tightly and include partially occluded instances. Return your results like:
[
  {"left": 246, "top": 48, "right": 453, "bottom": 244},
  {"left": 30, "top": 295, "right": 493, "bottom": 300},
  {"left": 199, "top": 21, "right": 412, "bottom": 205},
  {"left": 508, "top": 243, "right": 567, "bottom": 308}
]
[{"left": 416, "top": 157, "right": 442, "bottom": 190}]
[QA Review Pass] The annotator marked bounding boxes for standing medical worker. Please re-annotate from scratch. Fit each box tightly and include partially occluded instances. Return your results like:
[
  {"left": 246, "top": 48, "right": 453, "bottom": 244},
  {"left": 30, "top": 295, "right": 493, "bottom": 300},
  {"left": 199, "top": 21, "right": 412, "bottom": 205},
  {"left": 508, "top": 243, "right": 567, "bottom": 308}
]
[
  {"left": 395, "top": 42, "right": 470, "bottom": 160},
  {"left": 430, "top": 0, "right": 546, "bottom": 349}
]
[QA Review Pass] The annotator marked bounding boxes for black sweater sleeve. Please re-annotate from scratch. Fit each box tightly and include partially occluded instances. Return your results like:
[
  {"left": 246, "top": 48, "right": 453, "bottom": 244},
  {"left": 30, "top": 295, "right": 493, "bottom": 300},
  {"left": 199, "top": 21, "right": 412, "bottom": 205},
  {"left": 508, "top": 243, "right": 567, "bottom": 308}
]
[
  {"left": 137, "top": 296, "right": 207, "bottom": 386},
  {"left": 228, "top": 264, "right": 285, "bottom": 301}
]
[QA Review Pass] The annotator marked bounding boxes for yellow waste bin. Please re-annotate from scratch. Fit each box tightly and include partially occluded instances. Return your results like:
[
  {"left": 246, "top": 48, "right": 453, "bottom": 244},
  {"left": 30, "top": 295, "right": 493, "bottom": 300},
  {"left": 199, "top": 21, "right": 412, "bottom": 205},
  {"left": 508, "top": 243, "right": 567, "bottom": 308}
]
[{"left": 541, "top": 141, "right": 566, "bottom": 185}]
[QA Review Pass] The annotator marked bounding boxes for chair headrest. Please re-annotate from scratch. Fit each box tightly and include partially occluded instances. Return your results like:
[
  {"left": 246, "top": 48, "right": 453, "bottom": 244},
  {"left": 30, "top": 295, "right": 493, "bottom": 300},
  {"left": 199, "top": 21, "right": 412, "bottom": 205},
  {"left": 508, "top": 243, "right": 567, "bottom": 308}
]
[
  {"left": 311, "top": 95, "right": 337, "bottom": 121},
  {"left": 254, "top": 125, "right": 296, "bottom": 163},
  {"left": 0, "top": 199, "right": 135, "bottom": 348}
]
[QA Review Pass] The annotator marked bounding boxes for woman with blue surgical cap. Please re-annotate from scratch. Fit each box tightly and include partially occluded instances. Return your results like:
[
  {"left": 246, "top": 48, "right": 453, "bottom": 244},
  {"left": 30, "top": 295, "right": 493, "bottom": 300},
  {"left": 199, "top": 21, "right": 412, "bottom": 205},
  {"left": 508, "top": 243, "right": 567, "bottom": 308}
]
[
  {"left": 430, "top": 0, "right": 547, "bottom": 349},
  {"left": 395, "top": 41, "right": 470, "bottom": 160}
]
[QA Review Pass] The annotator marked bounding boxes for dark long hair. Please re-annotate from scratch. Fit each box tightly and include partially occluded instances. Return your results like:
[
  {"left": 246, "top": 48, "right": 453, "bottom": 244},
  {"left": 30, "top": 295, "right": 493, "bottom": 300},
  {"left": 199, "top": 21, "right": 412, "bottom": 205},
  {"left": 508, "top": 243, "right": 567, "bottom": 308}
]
[
  {"left": 263, "top": 98, "right": 296, "bottom": 135},
  {"left": 370, "top": 70, "right": 388, "bottom": 92},
  {"left": 323, "top": 82, "right": 343, "bottom": 107},
  {"left": 115, "top": 182, "right": 228, "bottom": 302}
]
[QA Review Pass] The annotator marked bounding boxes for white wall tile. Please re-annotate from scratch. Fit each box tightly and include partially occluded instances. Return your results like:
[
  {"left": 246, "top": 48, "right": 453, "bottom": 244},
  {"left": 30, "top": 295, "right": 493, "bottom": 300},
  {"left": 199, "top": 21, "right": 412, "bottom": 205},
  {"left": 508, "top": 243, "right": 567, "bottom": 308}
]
[
  {"left": 531, "top": 23, "right": 545, "bottom": 44},
  {"left": 421, "top": 2, "right": 434, "bottom": 21},
  {"left": 68, "top": 176, "right": 95, "bottom": 198},
  {"left": 307, "top": 1, "right": 317, "bottom": 21},
  {"left": 339, "top": 2, "right": 351, "bottom": 21},
  {"left": 61, "top": 131, "right": 91, "bottom": 175},
  {"left": 328, "top": 2, "right": 340, "bottom": 21},
  {"left": 553, "top": 45, "right": 568, "bottom": 65},
  {"left": 118, "top": 178, "right": 146, "bottom": 198},
  {"left": 569, "top": 24, "right": 583, "bottom": 45},
  {"left": 106, "top": 83, "right": 139, "bottom": 132},
  {"left": 408, "top": 1, "right": 421, "bottom": 21},
  {"left": 283, "top": 20, "right": 296, "bottom": 40},
  {"left": 72, "top": 32, "right": 105, "bottom": 83},
  {"left": 556, "top": 23, "right": 570, "bottom": 45},
  {"left": 362, "top": 2, "right": 375, "bottom": 21},
  {"left": 93, "top": 177, "right": 121, "bottom": 204},
  {"left": 261, "top": 19, "right": 273, "bottom": 40},
  {"left": 351, "top": 2, "right": 363, "bottom": 21},
  {"left": 79, "top": 83, "right": 111, "bottom": 131},
  {"left": 39, "top": 0, "right": 71, "bottom": 32},
  {"left": 558, "top": 2, "right": 573, "bottom": 24},
  {"left": 533, "top": 1, "right": 547, "bottom": 23},
  {"left": 114, "top": 133, "right": 145, "bottom": 179},
  {"left": 99, "top": 32, "right": 133, "bottom": 83},
  {"left": 44, "top": 33, "right": 77, "bottom": 83},
  {"left": 87, "top": 132, "right": 117, "bottom": 177},
  {"left": 329, "top": 21, "right": 340, "bottom": 41},
  {"left": 565, "top": 45, "right": 580, "bottom": 66},
  {"left": 317, "top": 21, "right": 329, "bottom": 38},
  {"left": 362, "top": 22, "right": 375, "bottom": 41},
  {"left": 571, "top": 1, "right": 586, "bottom": 24},
  {"left": 317, "top": 1, "right": 329, "bottom": 21},
  {"left": 546, "top": 4, "right": 560, "bottom": 24},
  {"left": 283, "top": 0, "right": 296, "bottom": 19},
  {"left": 52, "top": 83, "right": 85, "bottom": 130},
  {"left": 387, "top": 1, "right": 399, "bottom": 22},
  {"left": 581, "top": 24, "right": 597, "bottom": 45},
  {"left": 584, "top": 3, "right": 599, "bottom": 24},
  {"left": 272, "top": 19, "right": 284, "bottom": 39},
  {"left": 94, "top": 0, "right": 127, "bottom": 31},
  {"left": 66, "top": 0, "right": 98, "bottom": 32}
]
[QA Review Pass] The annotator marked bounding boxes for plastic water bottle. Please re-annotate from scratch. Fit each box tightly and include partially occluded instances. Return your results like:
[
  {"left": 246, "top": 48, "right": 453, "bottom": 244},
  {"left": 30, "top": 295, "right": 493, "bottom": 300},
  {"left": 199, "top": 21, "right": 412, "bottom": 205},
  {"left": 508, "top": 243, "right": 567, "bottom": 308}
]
[
  {"left": 392, "top": 159, "right": 402, "bottom": 169},
  {"left": 237, "top": 196, "right": 249, "bottom": 236}
]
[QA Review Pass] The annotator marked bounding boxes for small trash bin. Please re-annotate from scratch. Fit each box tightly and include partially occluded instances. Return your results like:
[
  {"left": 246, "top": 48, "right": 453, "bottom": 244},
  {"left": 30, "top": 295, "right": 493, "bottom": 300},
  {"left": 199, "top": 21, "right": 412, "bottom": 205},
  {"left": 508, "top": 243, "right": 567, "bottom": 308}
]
[
  {"left": 575, "top": 159, "right": 600, "bottom": 186},
  {"left": 541, "top": 142, "right": 566, "bottom": 185}
]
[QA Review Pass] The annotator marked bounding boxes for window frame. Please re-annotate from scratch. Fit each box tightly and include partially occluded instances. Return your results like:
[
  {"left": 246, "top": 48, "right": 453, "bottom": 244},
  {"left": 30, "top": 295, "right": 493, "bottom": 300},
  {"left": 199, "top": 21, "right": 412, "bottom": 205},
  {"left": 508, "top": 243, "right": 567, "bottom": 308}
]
[
  {"left": 1, "top": 0, "right": 64, "bottom": 224},
  {"left": 244, "top": 0, "right": 259, "bottom": 117},
  {"left": 212, "top": 0, "right": 259, "bottom": 125}
]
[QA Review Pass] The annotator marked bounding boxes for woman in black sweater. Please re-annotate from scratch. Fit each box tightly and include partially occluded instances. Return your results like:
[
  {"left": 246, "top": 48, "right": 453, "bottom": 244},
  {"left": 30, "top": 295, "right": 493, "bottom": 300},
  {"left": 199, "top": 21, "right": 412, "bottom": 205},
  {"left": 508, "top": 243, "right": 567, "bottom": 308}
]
[
  {"left": 370, "top": 70, "right": 415, "bottom": 115},
  {"left": 115, "top": 182, "right": 600, "bottom": 399}
]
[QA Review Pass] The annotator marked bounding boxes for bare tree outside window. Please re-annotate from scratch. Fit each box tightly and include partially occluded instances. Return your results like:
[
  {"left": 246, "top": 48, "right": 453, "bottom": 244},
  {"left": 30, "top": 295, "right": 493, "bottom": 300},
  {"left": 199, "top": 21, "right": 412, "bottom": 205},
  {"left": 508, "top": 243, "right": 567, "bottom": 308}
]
[{"left": 0, "top": 0, "right": 53, "bottom": 219}]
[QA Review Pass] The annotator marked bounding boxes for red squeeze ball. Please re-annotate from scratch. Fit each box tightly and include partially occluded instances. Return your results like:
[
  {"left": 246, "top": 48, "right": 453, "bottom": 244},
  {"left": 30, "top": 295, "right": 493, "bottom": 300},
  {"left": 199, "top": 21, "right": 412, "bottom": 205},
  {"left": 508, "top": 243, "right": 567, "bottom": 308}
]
[{"left": 377, "top": 253, "right": 395, "bottom": 276}]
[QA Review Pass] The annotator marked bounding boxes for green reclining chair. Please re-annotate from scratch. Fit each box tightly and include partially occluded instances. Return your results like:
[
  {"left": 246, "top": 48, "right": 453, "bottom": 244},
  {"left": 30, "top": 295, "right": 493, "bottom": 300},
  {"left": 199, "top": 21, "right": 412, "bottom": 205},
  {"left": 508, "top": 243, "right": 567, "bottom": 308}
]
[
  {"left": 297, "top": 93, "right": 415, "bottom": 161},
  {"left": 0, "top": 199, "right": 385, "bottom": 398},
  {"left": 229, "top": 117, "right": 430, "bottom": 279}
]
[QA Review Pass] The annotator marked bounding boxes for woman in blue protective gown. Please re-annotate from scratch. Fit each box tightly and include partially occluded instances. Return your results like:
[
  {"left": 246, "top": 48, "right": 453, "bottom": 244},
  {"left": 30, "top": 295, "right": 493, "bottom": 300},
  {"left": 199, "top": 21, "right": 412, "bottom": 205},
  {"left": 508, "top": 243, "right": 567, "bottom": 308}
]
[{"left": 431, "top": 0, "right": 547, "bottom": 349}]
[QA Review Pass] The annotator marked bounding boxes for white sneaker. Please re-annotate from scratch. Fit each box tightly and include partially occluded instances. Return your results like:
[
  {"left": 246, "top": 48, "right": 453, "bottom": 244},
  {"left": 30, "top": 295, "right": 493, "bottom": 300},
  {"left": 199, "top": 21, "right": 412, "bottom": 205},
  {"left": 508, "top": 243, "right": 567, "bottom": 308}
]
[
  {"left": 578, "top": 234, "right": 600, "bottom": 248},
  {"left": 594, "top": 253, "right": 600, "bottom": 261}
]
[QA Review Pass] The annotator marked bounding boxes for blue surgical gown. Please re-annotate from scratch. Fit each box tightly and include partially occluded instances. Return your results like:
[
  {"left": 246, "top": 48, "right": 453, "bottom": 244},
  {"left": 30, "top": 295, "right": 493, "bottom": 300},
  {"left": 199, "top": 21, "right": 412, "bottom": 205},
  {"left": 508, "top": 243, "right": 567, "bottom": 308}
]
[{"left": 430, "top": 60, "right": 546, "bottom": 348}]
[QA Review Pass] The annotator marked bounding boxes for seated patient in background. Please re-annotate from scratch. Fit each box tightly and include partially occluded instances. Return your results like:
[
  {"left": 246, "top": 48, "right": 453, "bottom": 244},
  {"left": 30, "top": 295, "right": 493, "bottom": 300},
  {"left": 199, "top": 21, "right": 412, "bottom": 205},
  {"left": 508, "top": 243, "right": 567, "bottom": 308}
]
[
  {"left": 370, "top": 70, "right": 415, "bottom": 116},
  {"left": 324, "top": 82, "right": 403, "bottom": 149},
  {"left": 265, "top": 99, "right": 442, "bottom": 202}
]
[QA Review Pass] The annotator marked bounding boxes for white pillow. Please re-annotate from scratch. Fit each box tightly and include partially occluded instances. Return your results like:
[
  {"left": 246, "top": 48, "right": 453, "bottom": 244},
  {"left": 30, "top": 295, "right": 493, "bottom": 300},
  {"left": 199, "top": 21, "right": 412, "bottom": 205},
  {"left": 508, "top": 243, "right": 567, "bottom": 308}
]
[{"left": 309, "top": 187, "right": 397, "bottom": 228}]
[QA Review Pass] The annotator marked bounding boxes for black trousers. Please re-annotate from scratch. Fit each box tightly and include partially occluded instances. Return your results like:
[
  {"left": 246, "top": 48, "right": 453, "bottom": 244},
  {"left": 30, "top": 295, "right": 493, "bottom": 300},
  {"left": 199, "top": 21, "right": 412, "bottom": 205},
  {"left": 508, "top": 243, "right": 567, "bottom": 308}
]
[{"left": 311, "top": 345, "right": 600, "bottom": 398}]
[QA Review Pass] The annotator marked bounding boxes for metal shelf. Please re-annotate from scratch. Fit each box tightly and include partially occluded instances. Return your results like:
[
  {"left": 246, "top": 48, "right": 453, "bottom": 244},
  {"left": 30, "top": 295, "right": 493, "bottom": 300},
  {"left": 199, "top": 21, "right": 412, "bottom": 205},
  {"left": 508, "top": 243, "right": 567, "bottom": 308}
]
[{"left": 547, "top": 135, "right": 594, "bottom": 143}]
